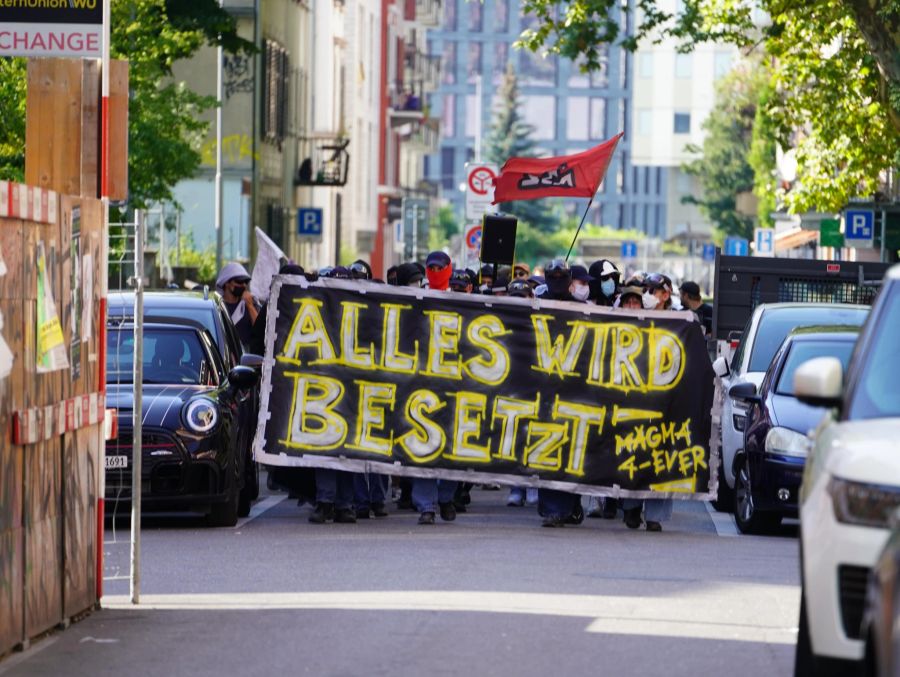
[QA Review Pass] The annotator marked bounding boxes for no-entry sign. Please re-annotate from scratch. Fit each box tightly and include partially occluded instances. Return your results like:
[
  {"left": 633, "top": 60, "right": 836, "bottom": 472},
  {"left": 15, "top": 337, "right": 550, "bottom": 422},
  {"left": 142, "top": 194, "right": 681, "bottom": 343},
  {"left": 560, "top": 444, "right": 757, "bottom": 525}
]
[
  {"left": 0, "top": 1, "right": 103, "bottom": 58},
  {"left": 466, "top": 225, "right": 482, "bottom": 250},
  {"left": 465, "top": 163, "right": 497, "bottom": 221}
]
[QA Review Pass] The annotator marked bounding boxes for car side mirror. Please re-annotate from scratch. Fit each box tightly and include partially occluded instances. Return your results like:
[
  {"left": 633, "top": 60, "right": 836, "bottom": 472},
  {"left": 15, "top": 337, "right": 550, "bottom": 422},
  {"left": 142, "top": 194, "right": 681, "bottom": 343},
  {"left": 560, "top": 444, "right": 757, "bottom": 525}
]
[
  {"left": 240, "top": 353, "right": 264, "bottom": 369},
  {"left": 713, "top": 356, "right": 730, "bottom": 378},
  {"left": 228, "top": 365, "right": 259, "bottom": 390},
  {"left": 794, "top": 357, "right": 843, "bottom": 408},
  {"left": 728, "top": 381, "right": 759, "bottom": 403}
]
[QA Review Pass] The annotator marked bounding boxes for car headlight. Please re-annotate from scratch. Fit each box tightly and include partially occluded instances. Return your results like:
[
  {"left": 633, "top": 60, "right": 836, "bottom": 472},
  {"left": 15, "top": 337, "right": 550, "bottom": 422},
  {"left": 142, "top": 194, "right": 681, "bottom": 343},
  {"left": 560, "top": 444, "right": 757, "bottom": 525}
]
[
  {"left": 764, "top": 426, "right": 811, "bottom": 458},
  {"left": 183, "top": 399, "right": 218, "bottom": 434},
  {"left": 828, "top": 477, "right": 900, "bottom": 528}
]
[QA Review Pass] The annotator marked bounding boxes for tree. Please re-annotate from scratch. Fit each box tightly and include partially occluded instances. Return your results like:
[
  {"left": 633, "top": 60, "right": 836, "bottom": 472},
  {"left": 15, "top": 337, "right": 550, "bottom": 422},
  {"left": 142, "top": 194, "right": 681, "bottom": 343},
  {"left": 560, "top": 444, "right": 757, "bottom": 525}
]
[
  {"left": 428, "top": 204, "right": 461, "bottom": 252},
  {"left": 682, "top": 61, "right": 764, "bottom": 240},
  {"left": 484, "top": 63, "right": 557, "bottom": 232},
  {"left": 518, "top": 0, "right": 900, "bottom": 213},
  {"left": 0, "top": 0, "right": 253, "bottom": 209}
]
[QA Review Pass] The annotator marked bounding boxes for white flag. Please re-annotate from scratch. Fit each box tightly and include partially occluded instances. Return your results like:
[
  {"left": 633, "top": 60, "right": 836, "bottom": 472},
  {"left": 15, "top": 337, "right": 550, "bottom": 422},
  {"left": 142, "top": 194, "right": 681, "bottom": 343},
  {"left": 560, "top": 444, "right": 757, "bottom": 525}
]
[{"left": 250, "top": 227, "right": 288, "bottom": 302}]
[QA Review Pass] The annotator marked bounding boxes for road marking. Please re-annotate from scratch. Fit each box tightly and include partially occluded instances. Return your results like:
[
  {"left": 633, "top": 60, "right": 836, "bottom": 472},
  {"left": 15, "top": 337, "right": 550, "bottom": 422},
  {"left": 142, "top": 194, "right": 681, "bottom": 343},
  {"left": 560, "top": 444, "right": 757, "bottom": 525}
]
[
  {"left": 0, "top": 636, "right": 58, "bottom": 675},
  {"left": 234, "top": 494, "right": 286, "bottom": 529},
  {"left": 705, "top": 501, "right": 739, "bottom": 537},
  {"left": 102, "top": 587, "right": 798, "bottom": 645},
  {"left": 585, "top": 618, "right": 797, "bottom": 644}
]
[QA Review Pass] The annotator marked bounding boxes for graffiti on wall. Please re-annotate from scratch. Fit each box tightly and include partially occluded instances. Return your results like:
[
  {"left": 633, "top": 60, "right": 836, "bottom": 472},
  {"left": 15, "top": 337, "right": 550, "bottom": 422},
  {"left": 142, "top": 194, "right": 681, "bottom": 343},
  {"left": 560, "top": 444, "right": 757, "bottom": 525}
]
[
  {"left": 201, "top": 134, "right": 258, "bottom": 167},
  {"left": 224, "top": 54, "right": 254, "bottom": 100}
]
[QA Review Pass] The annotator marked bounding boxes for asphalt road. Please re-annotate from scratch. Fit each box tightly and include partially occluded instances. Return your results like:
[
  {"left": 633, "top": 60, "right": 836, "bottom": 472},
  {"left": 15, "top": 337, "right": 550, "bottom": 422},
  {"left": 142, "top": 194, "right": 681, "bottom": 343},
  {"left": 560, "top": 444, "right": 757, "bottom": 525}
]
[{"left": 1, "top": 481, "right": 801, "bottom": 677}]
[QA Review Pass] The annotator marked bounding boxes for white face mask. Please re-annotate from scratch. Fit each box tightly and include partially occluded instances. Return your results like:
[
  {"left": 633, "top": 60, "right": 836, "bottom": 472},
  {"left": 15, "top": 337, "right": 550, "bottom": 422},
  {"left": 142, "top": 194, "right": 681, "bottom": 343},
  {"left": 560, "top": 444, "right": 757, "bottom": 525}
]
[
  {"left": 572, "top": 285, "right": 590, "bottom": 302},
  {"left": 642, "top": 291, "right": 658, "bottom": 310}
]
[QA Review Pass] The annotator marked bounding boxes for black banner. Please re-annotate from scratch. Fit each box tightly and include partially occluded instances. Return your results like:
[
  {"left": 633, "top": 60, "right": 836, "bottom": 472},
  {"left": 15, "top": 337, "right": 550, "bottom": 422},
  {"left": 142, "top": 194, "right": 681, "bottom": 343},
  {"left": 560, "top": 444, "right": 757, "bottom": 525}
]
[
  {"left": 253, "top": 278, "right": 717, "bottom": 499},
  {"left": 0, "top": 1, "right": 102, "bottom": 24}
]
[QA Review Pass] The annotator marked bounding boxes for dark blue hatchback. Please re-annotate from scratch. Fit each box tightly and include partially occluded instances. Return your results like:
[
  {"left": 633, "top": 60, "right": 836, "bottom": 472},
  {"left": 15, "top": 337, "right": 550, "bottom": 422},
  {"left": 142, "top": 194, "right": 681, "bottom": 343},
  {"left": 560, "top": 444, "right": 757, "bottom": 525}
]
[{"left": 728, "top": 328, "right": 859, "bottom": 534}]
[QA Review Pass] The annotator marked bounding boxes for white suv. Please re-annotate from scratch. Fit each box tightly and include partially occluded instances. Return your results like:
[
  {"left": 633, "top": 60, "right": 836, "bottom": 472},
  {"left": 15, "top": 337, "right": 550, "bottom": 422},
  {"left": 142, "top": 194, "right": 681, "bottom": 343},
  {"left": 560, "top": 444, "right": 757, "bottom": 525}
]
[
  {"left": 712, "top": 303, "right": 869, "bottom": 511},
  {"left": 794, "top": 265, "right": 900, "bottom": 675}
]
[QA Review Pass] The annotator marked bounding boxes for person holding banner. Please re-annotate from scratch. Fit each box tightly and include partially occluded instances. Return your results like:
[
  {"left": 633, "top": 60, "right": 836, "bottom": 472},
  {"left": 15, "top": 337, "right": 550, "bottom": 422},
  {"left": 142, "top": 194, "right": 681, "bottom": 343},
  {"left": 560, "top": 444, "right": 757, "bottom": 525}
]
[
  {"left": 217, "top": 262, "right": 260, "bottom": 349},
  {"left": 588, "top": 259, "right": 621, "bottom": 307},
  {"left": 621, "top": 273, "right": 677, "bottom": 532},
  {"left": 413, "top": 251, "right": 459, "bottom": 525}
]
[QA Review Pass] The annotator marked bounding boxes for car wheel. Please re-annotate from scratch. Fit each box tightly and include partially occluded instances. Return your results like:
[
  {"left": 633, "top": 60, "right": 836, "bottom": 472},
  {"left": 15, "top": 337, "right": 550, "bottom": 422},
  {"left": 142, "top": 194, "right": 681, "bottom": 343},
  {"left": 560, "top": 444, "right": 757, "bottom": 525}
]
[
  {"left": 711, "top": 481, "right": 734, "bottom": 513},
  {"left": 795, "top": 590, "right": 814, "bottom": 677},
  {"left": 247, "top": 458, "right": 260, "bottom": 501},
  {"left": 210, "top": 486, "right": 239, "bottom": 527},
  {"left": 733, "top": 458, "right": 781, "bottom": 535}
]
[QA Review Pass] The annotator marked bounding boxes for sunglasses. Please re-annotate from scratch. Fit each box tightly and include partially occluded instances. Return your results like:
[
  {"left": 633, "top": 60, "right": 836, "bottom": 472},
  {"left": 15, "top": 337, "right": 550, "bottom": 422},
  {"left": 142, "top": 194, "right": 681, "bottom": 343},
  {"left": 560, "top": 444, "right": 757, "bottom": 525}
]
[{"left": 350, "top": 262, "right": 371, "bottom": 279}]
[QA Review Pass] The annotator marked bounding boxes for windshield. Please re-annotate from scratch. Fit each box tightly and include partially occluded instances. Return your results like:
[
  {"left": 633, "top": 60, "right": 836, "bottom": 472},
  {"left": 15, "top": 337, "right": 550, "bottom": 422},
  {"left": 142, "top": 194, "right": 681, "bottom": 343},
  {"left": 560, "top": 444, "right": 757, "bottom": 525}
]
[
  {"left": 775, "top": 339, "right": 856, "bottom": 396},
  {"left": 848, "top": 290, "right": 900, "bottom": 420},
  {"left": 107, "top": 328, "right": 215, "bottom": 385},
  {"left": 748, "top": 306, "right": 868, "bottom": 373}
]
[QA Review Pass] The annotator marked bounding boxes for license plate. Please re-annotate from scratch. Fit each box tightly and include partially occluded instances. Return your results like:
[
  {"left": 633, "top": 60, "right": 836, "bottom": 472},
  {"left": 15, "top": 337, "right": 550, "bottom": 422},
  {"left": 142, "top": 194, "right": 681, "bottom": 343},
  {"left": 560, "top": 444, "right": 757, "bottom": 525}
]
[{"left": 106, "top": 455, "right": 128, "bottom": 469}]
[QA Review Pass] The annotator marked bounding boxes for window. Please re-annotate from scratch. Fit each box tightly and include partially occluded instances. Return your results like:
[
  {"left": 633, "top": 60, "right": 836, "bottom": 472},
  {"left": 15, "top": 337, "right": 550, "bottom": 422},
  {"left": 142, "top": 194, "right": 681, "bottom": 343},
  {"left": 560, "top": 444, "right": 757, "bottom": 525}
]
[
  {"left": 638, "top": 109, "right": 653, "bottom": 136},
  {"left": 675, "top": 53, "right": 692, "bottom": 78},
  {"left": 656, "top": 167, "right": 663, "bottom": 193},
  {"left": 465, "top": 94, "right": 479, "bottom": 137},
  {"left": 441, "top": 94, "right": 455, "bottom": 137},
  {"left": 589, "top": 98, "right": 606, "bottom": 138},
  {"left": 714, "top": 52, "right": 733, "bottom": 79},
  {"left": 849, "top": 292, "right": 900, "bottom": 420},
  {"left": 468, "top": 1, "right": 483, "bottom": 31},
  {"left": 632, "top": 167, "right": 640, "bottom": 194},
  {"left": 567, "top": 97, "right": 589, "bottom": 140},
  {"left": 776, "top": 340, "right": 856, "bottom": 396},
  {"left": 674, "top": 112, "right": 691, "bottom": 134},
  {"left": 467, "top": 42, "right": 482, "bottom": 83},
  {"left": 518, "top": 49, "right": 557, "bottom": 87},
  {"left": 676, "top": 170, "right": 691, "bottom": 193},
  {"left": 493, "top": 42, "right": 509, "bottom": 84},
  {"left": 262, "top": 40, "right": 289, "bottom": 145},
  {"left": 495, "top": 0, "right": 509, "bottom": 30},
  {"left": 616, "top": 158, "right": 625, "bottom": 194},
  {"left": 639, "top": 52, "right": 653, "bottom": 78},
  {"left": 441, "top": 147, "right": 455, "bottom": 190},
  {"left": 443, "top": 0, "right": 457, "bottom": 30},
  {"left": 442, "top": 42, "right": 456, "bottom": 84},
  {"left": 522, "top": 95, "right": 556, "bottom": 139},
  {"left": 619, "top": 50, "right": 628, "bottom": 89},
  {"left": 617, "top": 100, "right": 628, "bottom": 137},
  {"left": 644, "top": 167, "right": 651, "bottom": 194}
]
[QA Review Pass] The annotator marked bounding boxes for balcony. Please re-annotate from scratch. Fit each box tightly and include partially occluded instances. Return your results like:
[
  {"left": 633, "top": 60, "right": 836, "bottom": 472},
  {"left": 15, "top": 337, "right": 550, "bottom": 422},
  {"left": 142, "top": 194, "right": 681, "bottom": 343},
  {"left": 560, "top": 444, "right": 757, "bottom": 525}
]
[
  {"left": 403, "top": 47, "right": 442, "bottom": 94},
  {"left": 400, "top": 117, "right": 441, "bottom": 152},
  {"left": 388, "top": 85, "right": 425, "bottom": 128},
  {"left": 293, "top": 136, "right": 350, "bottom": 187},
  {"left": 414, "top": 0, "right": 442, "bottom": 27}
]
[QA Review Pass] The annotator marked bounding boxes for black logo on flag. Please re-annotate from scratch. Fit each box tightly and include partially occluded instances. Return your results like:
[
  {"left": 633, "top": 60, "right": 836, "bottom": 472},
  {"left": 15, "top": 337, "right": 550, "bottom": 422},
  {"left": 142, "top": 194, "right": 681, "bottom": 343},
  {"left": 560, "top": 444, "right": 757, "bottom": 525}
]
[{"left": 517, "top": 163, "right": 576, "bottom": 191}]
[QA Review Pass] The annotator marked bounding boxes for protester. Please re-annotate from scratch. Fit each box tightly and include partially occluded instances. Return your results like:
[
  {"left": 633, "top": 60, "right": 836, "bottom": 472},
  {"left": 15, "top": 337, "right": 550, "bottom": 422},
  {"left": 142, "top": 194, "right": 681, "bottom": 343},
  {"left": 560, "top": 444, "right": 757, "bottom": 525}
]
[
  {"left": 621, "top": 273, "right": 676, "bottom": 532},
  {"left": 569, "top": 265, "right": 593, "bottom": 302},
  {"left": 396, "top": 262, "right": 425, "bottom": 287},
  {"left": 513, "top": 262, "right": 530, "bottom": 281},
  {"left": 309, "top": 469, "right": 357, "bottom": 524},
  {"left": 479, "top": 264, "right": 494, "bottom": 293},
  {"left": 349, "top": 259, "right": 373, "bottom": 281},
  {"left": 449, "top": 268, "right": 474, "bottom": 293},
  {"left": 216, "top": 262, "right": 260, "bottom": 349},
  {"left": 413, "top": 251, "right": 459, "bottom": 524},
  {"left": 248, "top": 263, "right": 305, "bottom": 356},
  {"left": 617, "top": 285, "right": 643, "bottom": 310},
  {"left": 588, "top": 259, "right": 621, "bottom": 306},
  {"left": 679, "top": 281, "right": 712, "bottom": 335},
  {"left": 386, "top": 265, "right": 399, "bottom": 285},
  {"left": 507, "top": 279, "right": 534, "bottom": 298}
]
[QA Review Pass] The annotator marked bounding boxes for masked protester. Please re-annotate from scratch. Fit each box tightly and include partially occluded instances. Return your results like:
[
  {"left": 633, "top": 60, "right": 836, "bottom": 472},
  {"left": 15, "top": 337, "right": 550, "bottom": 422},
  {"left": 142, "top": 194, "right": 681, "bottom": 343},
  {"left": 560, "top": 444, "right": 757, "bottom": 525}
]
[
  {"left": 349, "top": 259, "right": 373, "bottom": 281},
  {"left": 539, "top": 259, "right": 576, "bottom": 301},
  {"left": 449, "top": 268, "right": 474, "bottom": 293},
  {"left": 386, "top": 266, "right": 399, "bottom": 286},
  {"left": 479, "top": 264, "right": 494, "bottom": 293},
  {"left": 620, "top": 272, "right": 675, "bottom": 533},
  {"left": 216, "top": 262, "right": 260, "bottom": 349},
  {"left": 589, "top": 260, "right": 621, "bottom": 306},
  {"left": 425, "top": 251, "right": 452, "bottom": 291},
  {"left": 569, "top": 265, "right": 594, "bottom": 302}
]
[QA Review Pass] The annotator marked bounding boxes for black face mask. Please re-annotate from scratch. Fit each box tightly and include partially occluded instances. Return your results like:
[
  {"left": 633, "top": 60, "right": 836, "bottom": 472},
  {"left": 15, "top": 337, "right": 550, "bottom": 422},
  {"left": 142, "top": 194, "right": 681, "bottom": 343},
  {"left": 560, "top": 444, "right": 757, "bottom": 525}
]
[
  {"left": 230, "top": 285, "right": 246, "bottom": 297},
  {"left": 546, "top": 276, "right": 571, "bottom": 299}
]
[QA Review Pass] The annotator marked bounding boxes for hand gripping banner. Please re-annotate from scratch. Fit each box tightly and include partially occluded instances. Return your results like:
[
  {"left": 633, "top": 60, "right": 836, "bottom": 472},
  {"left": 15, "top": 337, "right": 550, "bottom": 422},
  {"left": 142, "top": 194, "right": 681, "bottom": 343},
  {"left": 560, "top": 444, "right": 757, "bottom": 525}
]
[{"left": 253, "top": 277, "right": 718, "bottom": 500}]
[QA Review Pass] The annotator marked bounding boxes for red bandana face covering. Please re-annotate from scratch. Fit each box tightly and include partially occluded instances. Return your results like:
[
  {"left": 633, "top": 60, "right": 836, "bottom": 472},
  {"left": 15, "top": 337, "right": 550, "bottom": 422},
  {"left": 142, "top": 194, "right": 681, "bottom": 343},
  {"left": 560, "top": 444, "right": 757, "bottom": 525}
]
[{"left": 426, "top": 266, "right": 452, "bottom": 291}]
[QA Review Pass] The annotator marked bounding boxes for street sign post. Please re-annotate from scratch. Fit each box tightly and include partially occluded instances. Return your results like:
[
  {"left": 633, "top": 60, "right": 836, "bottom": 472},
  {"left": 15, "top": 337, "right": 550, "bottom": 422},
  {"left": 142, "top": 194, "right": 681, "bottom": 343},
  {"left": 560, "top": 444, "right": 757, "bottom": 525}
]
[
  {"left": 465, "top": 163, "right": 498, "bottom": 221},
  {"left": 820, "top": 218, "right": 844, "bottom": 248},
  {"left": 297, "top": 208, "right": 323, "bottom": 239},
  {"left": 754, "top": 228, "right": 775, "bottom": 257},
  {"left": 724, "top": 236, "right": 749, "bottom": 257},
  {"left": 466, "top": 225, "right": 482, "bottom": 251},
  {"left": 844, "top": 209, "right": 874, "bottom": 248},
  {"left": 403, "top": 198, "right": 429, "bottom": 261}
]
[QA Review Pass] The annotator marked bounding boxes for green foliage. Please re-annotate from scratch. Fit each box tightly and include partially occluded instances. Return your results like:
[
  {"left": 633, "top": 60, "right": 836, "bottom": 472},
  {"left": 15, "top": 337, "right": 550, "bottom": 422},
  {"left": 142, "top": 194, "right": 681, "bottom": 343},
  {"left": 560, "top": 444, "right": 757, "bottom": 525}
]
[
  {"left": 514, "top": 217, "right": 646, "bottom": 268},
  {"left": 171, "top": 233, "right": 218, "bottom": 283},
  {"left": 428, "top": 204, "right": 461, "bottom": 251},
  {"left": 0, "top": 58, "right": 26, "bottom": 182},
  {"left": 748, "top": 80, "right": 777, "bottom": 229},
  {"left": 484, "top": 63, "right": 557, "bottom": 232},
  {"left": 683, "top": 62, "right": 762, "bottom": 240},
  {"left": 518, "top": 0, "right": 900, "bottom": 213}
]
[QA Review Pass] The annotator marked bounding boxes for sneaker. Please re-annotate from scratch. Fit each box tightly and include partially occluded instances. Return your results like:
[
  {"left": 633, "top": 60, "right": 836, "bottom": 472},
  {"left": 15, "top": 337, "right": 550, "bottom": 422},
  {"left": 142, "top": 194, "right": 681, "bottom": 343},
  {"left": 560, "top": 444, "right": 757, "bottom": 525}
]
[
  {"left": 541, "top": 515, "right": 566, "bottom": 528},
  {"left": 334, "top": 508, "right": 357, "bottom": 523},
  {"left": 623, "top": 506, "right": 642, "bottom": 530},
  {"left": 587, "top": 496, "right": 603, "bottom": 518},
  {"left": 371, "top": 502, "right": 388, "bottom": 517},
  {"left": 602, "top": 499, "right": 619, "bottom": 520},
  {"left": 566, "top": 502, "right": 585, "bottom": 525},
  {"left": 525, "top": 488, "right": 539, "bottom": 506},
  {"left": 646, "top": 521, "right": 662, "bottom": 532},
  {"left": 453, "top": 498, "right": 468, "bottom": 513},
  {"left": 418, "top": 511, "right": 436, "bottom": 525},
  {"left": 308, "top": 502, "right": 335, "bottom": 524},
  {"left": 439, "top": 502, "right": 457, "bottom": 521},
  {"left": 507, "top": 491, "right": 525, "bottom": 507},
  {"left": 355, "top": 508, "right": 371, "bottom": 520}
]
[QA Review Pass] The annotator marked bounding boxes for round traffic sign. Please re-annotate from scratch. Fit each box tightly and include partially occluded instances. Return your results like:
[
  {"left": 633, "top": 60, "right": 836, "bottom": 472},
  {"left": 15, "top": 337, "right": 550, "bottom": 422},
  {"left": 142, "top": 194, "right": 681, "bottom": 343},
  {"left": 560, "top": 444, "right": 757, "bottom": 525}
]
[
  {"left": 468, "top": 166, "right": 497, "bottom": 196},
  {"left": 466, "top": 225, "right": 482, "bottom": 250}
]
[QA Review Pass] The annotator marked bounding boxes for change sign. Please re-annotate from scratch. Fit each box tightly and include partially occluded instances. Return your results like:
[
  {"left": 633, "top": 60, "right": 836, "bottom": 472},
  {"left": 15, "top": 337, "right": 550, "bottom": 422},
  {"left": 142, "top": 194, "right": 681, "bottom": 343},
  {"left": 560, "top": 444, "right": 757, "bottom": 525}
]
[
  {"left": 253, "top": 278, "right": 718, "bottom": 500},
  {"left": 0, "top": 0, "right": 103, "bottom": 58}
]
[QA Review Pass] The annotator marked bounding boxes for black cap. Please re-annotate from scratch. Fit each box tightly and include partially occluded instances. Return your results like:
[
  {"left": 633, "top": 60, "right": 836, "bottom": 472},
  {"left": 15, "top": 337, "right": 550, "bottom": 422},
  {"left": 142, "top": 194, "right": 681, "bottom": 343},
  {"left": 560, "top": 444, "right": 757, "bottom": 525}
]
[
  {"left": 425, "top": 251, "right": 452, "bottom": 268},
  {"left": 645, "top": 273, "right": 673, "bottom": 292},
  {"left": 396, "top": 262, "right": 424, "bottom": 286},
  {"left": 679, "top": 281, "right": 701, "bottom": 298},
  {"left": 350, "top": 259, "right": 373, "bottom": 280}
]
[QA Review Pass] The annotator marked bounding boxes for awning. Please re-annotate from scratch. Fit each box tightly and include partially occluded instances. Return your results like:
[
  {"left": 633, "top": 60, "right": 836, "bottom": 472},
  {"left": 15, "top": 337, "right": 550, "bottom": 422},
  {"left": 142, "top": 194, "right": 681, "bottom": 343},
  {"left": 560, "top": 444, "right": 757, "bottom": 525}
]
[{"left": 775, "top": 228, "right": 818, "bottom": 252}]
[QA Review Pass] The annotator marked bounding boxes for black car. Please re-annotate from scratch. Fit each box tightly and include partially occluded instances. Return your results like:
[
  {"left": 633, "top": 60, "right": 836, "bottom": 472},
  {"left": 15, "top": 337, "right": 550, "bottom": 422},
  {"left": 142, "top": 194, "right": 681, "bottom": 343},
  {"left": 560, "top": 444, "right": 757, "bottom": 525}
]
[
  {"left": 861, "top": 512, "right": 900, "bottom": 677},
  {"left": 105, "top": 322, "right": 258, "bottom": 526},
  {"left": 728, "top": 328, "right": 859, "bottom": 534},
  {"left": 108, "top": 290, "right": 262, "bottom": 504}
]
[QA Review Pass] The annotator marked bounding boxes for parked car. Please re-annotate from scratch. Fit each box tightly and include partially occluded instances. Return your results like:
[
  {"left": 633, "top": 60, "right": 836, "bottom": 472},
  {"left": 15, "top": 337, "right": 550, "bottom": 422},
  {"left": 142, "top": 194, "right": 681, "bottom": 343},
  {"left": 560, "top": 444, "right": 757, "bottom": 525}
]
[
  {"left": 105, "top": 322, "right": 258, "bottom": 526},
  {"left": 108, "top": 290, "right": 261, "bottom": 503},
  {"left": 860, "top": 511, "right": 900, "bottom": 677},
  {"left": 727, "top": 328, "right": 859, "bottom": 534},
  {"left": 794, "top": 265, "right": 900, "bottom": 675},
  {"left": 711, "top": 303, "right": 869, "bottom": 512}
]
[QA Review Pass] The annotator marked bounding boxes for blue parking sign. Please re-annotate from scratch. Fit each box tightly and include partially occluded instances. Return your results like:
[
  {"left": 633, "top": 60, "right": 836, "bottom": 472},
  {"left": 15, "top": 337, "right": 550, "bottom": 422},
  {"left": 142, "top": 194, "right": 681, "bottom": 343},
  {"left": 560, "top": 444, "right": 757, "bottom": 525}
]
[
  {"left": 621, "top": 241, "right": 638, "bottom": 259},
  {"left": 724, "top": 236, "right": 749, "bottom": 257},
  {"left": 844, "top": 209, "right": 874, "bottom": 246},
  {"left": 297, "top": 208, "right": 323, "bottom": 237}
]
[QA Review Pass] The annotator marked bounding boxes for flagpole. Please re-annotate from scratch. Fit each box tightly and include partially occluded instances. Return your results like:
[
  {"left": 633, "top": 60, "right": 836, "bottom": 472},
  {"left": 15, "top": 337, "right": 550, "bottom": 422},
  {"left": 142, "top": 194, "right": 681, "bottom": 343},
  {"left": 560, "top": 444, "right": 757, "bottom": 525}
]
[{"left": 565, "top": 196, "right": 594, "bottom": 263}]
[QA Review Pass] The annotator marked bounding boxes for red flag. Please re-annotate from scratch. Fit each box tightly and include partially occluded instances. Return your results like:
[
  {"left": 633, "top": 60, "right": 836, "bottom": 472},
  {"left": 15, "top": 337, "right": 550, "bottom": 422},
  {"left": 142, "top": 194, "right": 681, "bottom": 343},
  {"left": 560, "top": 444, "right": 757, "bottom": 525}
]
[{"left": 492, "top": 133, "right": 624, "bottom": 204}]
